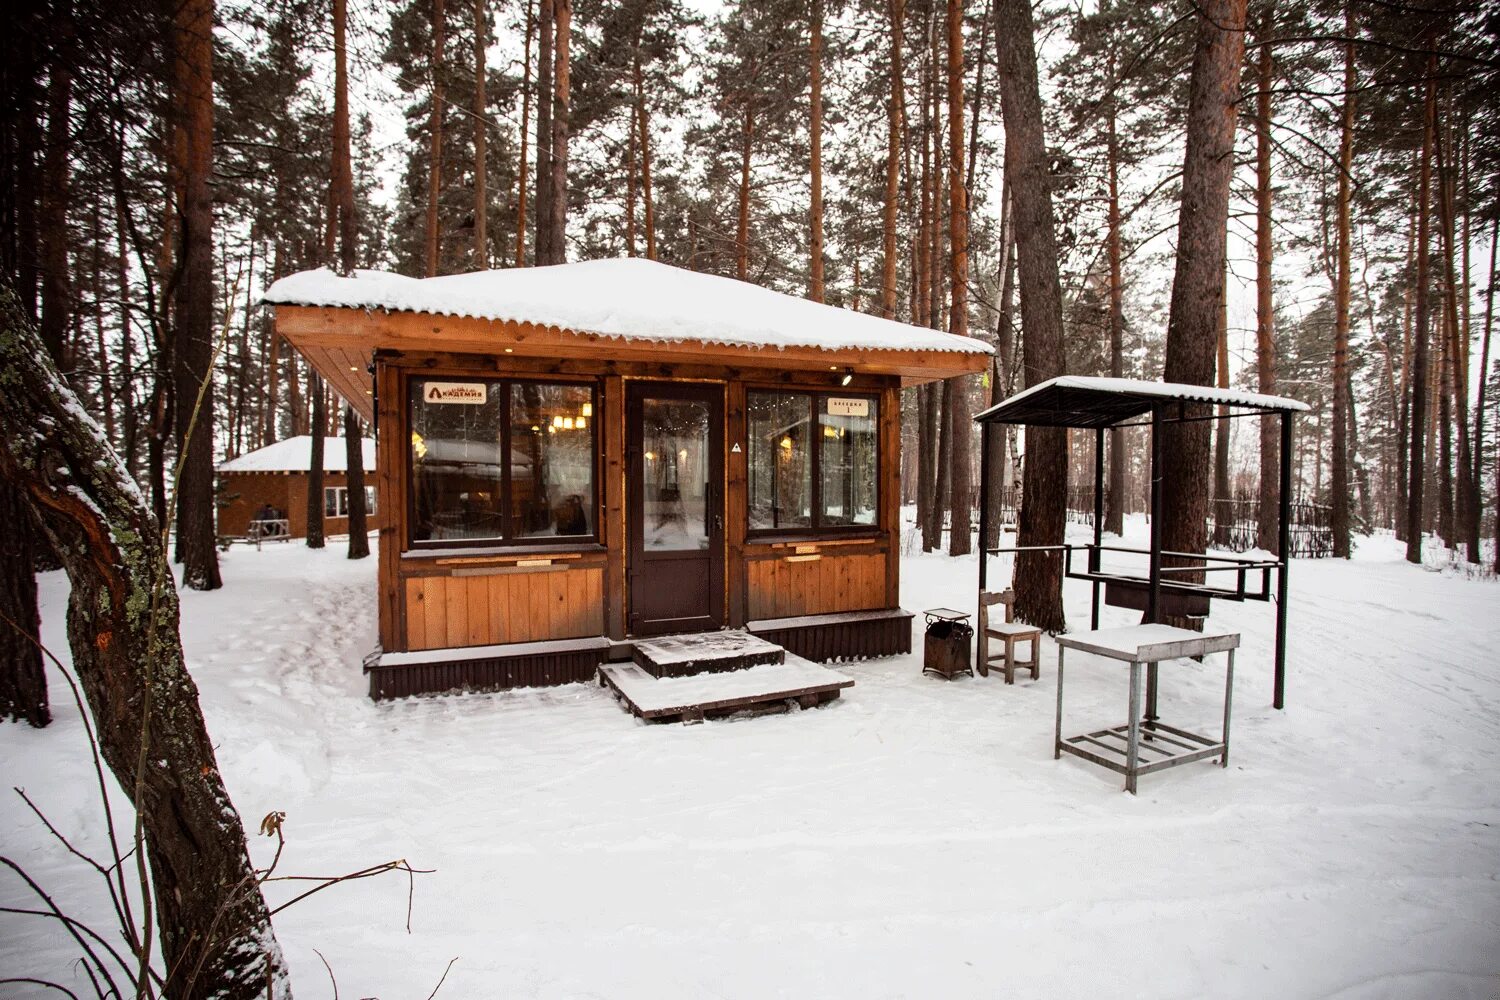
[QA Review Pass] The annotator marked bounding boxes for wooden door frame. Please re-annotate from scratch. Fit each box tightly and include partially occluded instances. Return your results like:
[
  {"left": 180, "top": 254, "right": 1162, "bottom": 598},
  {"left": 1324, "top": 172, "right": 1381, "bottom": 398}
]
[{"left": 625, "top": 381, "right": 726, "bottom": 635}]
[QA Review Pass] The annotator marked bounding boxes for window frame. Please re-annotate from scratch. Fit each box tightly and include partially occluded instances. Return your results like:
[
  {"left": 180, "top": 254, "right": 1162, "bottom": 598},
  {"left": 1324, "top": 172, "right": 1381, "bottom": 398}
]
[
  {"left": 744, "top": 387, "right": 882, "bottom": 540},
  {"left": 405, "top": 374, "right": 601, "bottom": 551}
]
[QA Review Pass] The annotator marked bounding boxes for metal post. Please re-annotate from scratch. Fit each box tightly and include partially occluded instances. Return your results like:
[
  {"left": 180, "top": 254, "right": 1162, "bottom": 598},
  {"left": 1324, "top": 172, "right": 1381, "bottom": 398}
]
[
  {"left": 1092, "top": 425, "right": 1104, "bottom": 630},
  {"left": 1222, "top": 648, "right": 1235, "bottom": 767},
  {"left": 1126, "top": 661, "right": 1141, "bottom": 794},
  {"left": 978, "top": 420, "right": 992, "bottom": 594},
  {"left": 1146, "top": 406, "right": 1164, "bottom": 725},
  {"left": 1275, "top": 411, "right": 1292, "bottom": 709},
  {"left": 1054, "top": 645, "right": 1065, "bottom": 760}
]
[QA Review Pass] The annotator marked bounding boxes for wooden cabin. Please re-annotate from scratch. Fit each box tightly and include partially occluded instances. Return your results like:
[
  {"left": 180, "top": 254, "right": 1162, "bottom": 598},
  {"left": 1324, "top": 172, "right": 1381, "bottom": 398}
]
[
  {"left": 262, "top": 258, "right": 990, "bottom": 699},
  {"left": 217, "top": 435, "right": 381, "bottom": 539}
]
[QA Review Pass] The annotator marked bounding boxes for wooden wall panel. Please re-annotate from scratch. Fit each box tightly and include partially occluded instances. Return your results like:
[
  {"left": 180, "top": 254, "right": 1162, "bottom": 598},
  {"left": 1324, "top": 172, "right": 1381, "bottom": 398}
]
[
  {"left": 377, "top": 360, "right": 404, "bottom": 652},
  {"left": 746, "top": 552, "right": 887, "bottom": 621},
  {"left": 402, "top": 567, "right": 605, "bottom": 652}
]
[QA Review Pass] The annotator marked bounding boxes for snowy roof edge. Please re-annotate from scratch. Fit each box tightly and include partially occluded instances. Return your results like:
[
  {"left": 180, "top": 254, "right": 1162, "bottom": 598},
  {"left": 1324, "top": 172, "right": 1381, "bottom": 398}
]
[
  {"left": 260, "top": 259, "right": 994, "bottom": 358},
  {"left": 974, "top": 375, "right": 1310, "bottom": 423}
]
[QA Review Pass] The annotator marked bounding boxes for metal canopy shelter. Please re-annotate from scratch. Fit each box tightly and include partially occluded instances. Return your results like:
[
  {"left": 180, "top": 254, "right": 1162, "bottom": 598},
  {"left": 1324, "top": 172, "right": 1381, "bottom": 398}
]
[{"left": 974, "top": 376, "right": 1309, "bottom": 711}]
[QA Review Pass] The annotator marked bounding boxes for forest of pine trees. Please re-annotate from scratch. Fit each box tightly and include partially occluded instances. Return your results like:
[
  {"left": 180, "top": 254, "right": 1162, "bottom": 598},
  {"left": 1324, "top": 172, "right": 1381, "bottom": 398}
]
[{"left": 2, "top": 0, "right": 1499, "bottom": 713}]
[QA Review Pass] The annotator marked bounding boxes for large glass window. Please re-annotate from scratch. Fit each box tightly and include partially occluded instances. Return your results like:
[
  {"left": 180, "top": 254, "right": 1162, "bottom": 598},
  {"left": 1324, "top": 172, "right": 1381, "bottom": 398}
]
[
  {"left": 409, "top": 378, "right": 595, "bottom": 545},
  {"left": 747, "top": 390, "right": 879, "bottom": 533}
]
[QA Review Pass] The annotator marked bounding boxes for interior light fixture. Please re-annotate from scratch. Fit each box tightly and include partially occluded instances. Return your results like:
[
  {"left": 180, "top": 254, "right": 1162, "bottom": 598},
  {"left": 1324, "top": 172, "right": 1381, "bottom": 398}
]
[
  {"left": 840, "top": 368, "right": 854, "bottom": 387},
  {"left": 582, "top": 402, "right": 593, "bottom": 418}
]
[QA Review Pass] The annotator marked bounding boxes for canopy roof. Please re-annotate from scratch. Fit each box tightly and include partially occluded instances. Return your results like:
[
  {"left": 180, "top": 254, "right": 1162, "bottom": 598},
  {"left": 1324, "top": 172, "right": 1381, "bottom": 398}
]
[
  {"left": 974, "top": 376, "right": 1309, "bottom": 429},
  {"left": 218, "top": 435, "right": 376, "bottom": 474},
  {"left": 264, "top": 259, "right": 992, "bottom": 418}
]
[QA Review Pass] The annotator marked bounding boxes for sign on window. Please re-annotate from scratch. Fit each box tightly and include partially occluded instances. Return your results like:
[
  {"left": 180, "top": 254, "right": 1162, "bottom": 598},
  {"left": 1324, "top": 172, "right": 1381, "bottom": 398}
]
[
  {"left": 826, "top": 397, "right": 870, "bottom": 417},
  {"left": 422, "top": 382, "right": 489, "bottom": 405}
]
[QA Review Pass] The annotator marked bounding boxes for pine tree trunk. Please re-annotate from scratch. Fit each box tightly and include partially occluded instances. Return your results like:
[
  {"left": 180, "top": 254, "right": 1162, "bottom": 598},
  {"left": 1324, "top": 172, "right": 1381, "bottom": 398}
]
[
  {"left": 633, "top": 46, "right": 656, "bottom": 260},
  {"left": 0, "top": 287, "right": 291, "bottom": 999},
  {"left": 534, "top": 0, "right": 554, "bottom": 266},
  {"left": 1159, "top": 0, "right": 1247, "bottom": 616},
  {"left": 1254, "top": 11, "right": 1278, "bottom": 552},
  {"left": 1395, "top": 189, "right": 1415, "bottom": 540},
  {"left": 0, "top": 476, "right": 47, "bottom": 727},
  {"left": 173, "top": 0, "right": 221, "bottom": 591},
  {"left": 736, "top": 108, "right": 752, "bottom": 280},
  {"left": 1213, "top": 252, "right": 1232, "bottom": 548},
  {"left": 995, "top": 0, "right": 1067, "bottom": 631},
  {"left": 881, "top": 0, "right": 904, "bottom": 319},
  {"left": 39, "top": 7, "right": 72, "bottom": 371},
  {"left": 1471, "top": 216, "right": 1496, "bottom": 562},
  {"left": 1330, "top": 2, "right": 1354, "bottom": 557},
  {"left": 425, "top": 0, "right": 446, "bottom": 277},
  {"left": 1104, "top": 34, "right": 1126, "bottom": 538},
  {"left": 809, "top": 0, "right": 825, "bottom": 302},
  {"left": 473, "top": 0, "right": 488, "bottom": 268},
  {"left": 1434, "top": 93, "right": 1473, "bottom": 559},
  {"left": 944, "top": 0, "right": 972, "bottom": 556},
  {"left": 548, "top": 0, "right": 570, "bottom": 264},
  {"left": 307, "top": 377, "right": 326, "bottom": 549},
  {"left": 345, "top": 406, "right": 369, "bottom": 559},
  {"left": 1405, "top": 51, "right": 1437, "bottom": 563},
  {"left": 516, "top": 0, "right": 534, "bottom": 266}
]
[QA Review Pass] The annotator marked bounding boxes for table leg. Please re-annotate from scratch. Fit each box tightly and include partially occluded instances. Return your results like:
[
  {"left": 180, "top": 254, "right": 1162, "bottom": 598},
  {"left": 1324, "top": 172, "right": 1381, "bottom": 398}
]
[
  {"left": 1145, "top": 661, "right": 1159, "bottom": 728},
  {"left": 1222, "top": 648, "right": 1235, "bottom": 767},
  {"left": 1054, "top": 646, "right": 1065, "bottom": 760},
  {"left": 1126, "top": 661, "right": 1141, "bottom": 794}
]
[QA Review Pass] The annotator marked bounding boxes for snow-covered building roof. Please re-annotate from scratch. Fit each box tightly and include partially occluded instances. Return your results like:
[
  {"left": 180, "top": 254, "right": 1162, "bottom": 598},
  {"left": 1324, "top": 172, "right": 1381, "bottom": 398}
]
[
  {"left": 975, "top": 376, "right": 1310, "bottom": 428},
  {"left": 262, "top": 257, "right": 992, "bottom": 357},
  {"left": 218, "top": 436, "right": 376, "bottom": 474}
]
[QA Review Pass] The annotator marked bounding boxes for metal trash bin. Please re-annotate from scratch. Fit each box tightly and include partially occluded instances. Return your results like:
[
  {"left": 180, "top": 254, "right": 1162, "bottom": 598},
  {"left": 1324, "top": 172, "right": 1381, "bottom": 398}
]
[{"left": 921, "top": 608, "right": 974, "bottom": 680}]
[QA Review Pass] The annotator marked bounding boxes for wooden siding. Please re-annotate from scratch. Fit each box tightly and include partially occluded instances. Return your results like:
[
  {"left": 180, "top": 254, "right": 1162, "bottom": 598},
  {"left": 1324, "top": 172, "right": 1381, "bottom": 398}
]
[
  {"left": 402, "top": 566, "right": 604, "bottom": 652},
  {"left": 745, "top": 551, "right": 888, "bottom": 620}
]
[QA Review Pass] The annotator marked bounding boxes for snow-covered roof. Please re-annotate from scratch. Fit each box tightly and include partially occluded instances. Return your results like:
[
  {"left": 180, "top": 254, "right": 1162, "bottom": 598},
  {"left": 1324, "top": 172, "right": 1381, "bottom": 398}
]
[
  {"left": 218, "top": 436, "right": 376, "bottom": 474},
  {"left": 262, "top": 258, "right": 992, "bottom": 357},
  {"left": 975, "top": 375, "right": 1309, "bottom": 428}
]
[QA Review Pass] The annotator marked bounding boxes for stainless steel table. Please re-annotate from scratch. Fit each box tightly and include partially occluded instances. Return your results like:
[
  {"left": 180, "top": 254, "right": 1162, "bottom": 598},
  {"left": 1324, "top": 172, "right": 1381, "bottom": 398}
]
[{"left": 1054, "top": 625, "right": 1240, "bottom": 794}]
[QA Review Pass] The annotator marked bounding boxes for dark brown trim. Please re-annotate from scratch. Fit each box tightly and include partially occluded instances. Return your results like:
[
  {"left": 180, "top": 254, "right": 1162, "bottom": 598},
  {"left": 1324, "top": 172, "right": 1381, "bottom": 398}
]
[
  {"left": 405, "top": 374, "right": 602, "bottom": 552},
  {"left": 743, "top": 386, "right": 883, "bottom": 538}
]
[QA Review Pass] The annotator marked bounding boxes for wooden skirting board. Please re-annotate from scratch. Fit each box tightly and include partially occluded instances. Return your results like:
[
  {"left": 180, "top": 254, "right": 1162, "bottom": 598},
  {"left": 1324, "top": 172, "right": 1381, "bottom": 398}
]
[{"left": 747, "top": 608, "right": 914, "bottom": 663}]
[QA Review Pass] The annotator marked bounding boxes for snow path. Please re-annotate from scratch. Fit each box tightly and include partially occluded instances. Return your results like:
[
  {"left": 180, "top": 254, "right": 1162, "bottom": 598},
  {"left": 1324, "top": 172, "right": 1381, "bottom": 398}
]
[{"left": 2, "top": 527, "right": 1497, "bottom": 998}]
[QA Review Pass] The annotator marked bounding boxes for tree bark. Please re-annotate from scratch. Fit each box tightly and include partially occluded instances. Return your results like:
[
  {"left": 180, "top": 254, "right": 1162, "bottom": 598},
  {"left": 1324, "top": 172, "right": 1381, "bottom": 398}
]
[
  {"left": 736, "top": 107, "right": 752, "bottom": 280},
  {"left": 426, "top": 0, "right": 447, "bottom": 277},
  {"left": 1213, "top": 246, "right": 1232, "bottom": 547},
  {"left": 0, "top": 286, "right": 290, "bottom": 998},
  {"left": 0, "top": 476, "right": 47, "bottom": 727},
  {"left": 1159, "top": 0, "right": 1247, "bottom": 613},
  {"left": 39, "top": 5, "right": 72, "bottom": 372},
  {"left": 995, "top": 0, "right": 1067, "bottom": 631},
  {"left": 1254, "top": 9, "right": 1278, "bottom": 552},
  {"left": 1104, "top": 14, "right": 1126, "bottom": 537},
  {"left": 547, "top": 0, "right": 571, "bottom": 264},
  {"left": 809, "top": 0, "right": 825, "bottom": 302},
  {"left": 633, "top": 44, "right": 656, "bottom": 260},
  {"left": 473, "top": 0, "right": 488, "bottom": 268},
  {"left": 345, "top": 406, "right": 369, "bottom": 559},
  {"left": 173, "top": 0, "right": 221, "bottom": 591},
  {"left": 306, "top": 377, "right": 326, "bottom": 549},
  {"left": 1330, "top": 1, "right": 1354, "bottom": 557},
  {"left": 515, "top": 0, "right": 534, "bottom": 266},
  {"left": 944, "top": 0, "right": 972, "bottom": 556},
  {"left": 1405, "top": 50, "right": 1437, "bottom": 563},
  {"left": 534, "top": 0, "right": 554, "bottom": 266},
  {"left": 881, "top": 0, "right": 905, "bottom": 319}
]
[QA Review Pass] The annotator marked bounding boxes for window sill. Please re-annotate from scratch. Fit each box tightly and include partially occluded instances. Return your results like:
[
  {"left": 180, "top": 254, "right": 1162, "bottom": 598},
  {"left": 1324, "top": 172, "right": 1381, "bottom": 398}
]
[
  {"left": 745, "top": 529, "right": 883, "bottom": 547},
  {"left": 402, "top": 541, "right": 607, "bottom": 561}
]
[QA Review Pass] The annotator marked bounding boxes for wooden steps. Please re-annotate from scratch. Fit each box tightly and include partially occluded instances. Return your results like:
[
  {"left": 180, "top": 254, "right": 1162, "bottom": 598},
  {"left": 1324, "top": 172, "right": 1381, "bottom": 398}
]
[
  {"left": 632, "top": 630, "right": 785, "bottom": 678},
  {"left": 599, "top": 655, "right": 853, "bottom": 724}
]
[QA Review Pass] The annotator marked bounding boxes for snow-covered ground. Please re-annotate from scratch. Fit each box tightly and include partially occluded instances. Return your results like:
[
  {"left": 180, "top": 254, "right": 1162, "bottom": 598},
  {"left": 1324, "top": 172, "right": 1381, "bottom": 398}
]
[{"left": 3, "top": 522, "right": 1498, "bottom": 998}]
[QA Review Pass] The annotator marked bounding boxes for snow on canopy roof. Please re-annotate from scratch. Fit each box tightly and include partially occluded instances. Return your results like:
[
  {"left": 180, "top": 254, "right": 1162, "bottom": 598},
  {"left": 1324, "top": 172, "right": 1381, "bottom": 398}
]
[
  {"left": 262, "top": 258, "right": 993, "bottom": 357},
  {"left": 218, "top": 436, "right": 376, "bottom": 474},
  {"left": 974, "top": 375, "right": 1309, "bottom": 429}
]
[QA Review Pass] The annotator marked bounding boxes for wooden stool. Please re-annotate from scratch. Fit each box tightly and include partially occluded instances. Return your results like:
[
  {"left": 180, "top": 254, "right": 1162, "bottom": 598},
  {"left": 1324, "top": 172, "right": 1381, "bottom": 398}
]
[{"left": 978, "top": 590, "right": 1042, "bottom": 684}]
